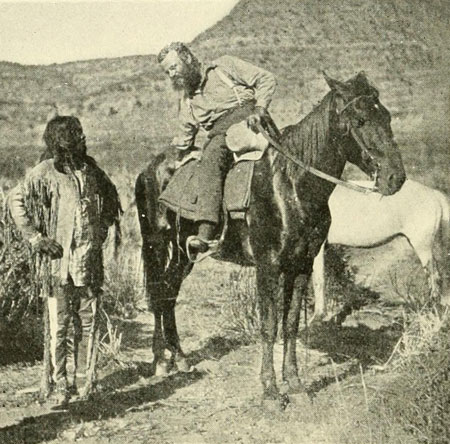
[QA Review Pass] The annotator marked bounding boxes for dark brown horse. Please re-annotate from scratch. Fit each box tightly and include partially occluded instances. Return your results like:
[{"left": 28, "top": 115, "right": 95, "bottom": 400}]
[{"left": 135, "top": 72, "right": 406, "bottom": 401}]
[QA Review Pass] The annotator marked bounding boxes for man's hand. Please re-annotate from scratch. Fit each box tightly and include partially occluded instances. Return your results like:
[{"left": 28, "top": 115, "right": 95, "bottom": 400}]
[
  {"left": 247, "top": 106, "right": 270, "bottom": 133},
  {"left": 171, "top": 136, "right": 189, "bottom": 149},
  {"left": 33, "top": 236, "right": 64, "bottom": 259}
]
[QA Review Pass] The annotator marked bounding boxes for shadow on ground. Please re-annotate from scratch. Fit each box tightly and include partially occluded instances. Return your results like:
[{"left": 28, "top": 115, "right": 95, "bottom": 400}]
[
  {"left": 0, "top": 334, "right": 243, "bottom": 443},
  {"left": 303, "top": 320, "right": 402, "bottom": 396},
  {"left": 113, "top": 317, "right": 151, "bottom": 351}
]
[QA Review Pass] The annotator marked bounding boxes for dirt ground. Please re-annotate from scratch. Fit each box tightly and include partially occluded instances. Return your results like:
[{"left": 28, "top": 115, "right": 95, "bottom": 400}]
[{"left": 0, "top": 238, "right": 423, "bottom": 444}]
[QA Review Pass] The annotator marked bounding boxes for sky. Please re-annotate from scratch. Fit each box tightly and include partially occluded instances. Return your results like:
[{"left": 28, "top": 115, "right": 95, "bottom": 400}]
[{"left": 0, "top": 0, "right": 239, "bottom": 65}]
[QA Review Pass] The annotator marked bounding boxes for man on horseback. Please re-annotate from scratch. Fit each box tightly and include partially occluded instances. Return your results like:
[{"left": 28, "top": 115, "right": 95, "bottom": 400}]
[{"left": 158, "top": 42, "right": 278, "bottom": 255}]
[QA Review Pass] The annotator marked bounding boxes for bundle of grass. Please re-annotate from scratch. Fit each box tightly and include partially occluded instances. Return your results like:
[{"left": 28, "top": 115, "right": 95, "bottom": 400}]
[{"left": 221, "top": 267, "right": 260, "bottom": 343}]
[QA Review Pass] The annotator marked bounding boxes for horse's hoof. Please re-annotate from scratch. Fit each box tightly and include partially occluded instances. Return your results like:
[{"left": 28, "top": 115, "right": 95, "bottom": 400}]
[
  {"left": 262, "top": 385, "right": 279, "bottom": 401},
  {"left": 288, "top": 391, "right": 311, "bottom": 406},
  {"left": 154, "top": 361, "right": 170, "bottom": 377},
  {"left": 282, "top": 378, "right": 305, "bottom": 395},
  {"left": 261, "top": 398, "right": 282, "bottom": 412},
  {"left": 308, "top": 313, "right": 326, "bottom": 326},
  {"left": 279, "top": 393, "right": 290, "bottom": 411},
  {"left": 175, "top": 357, "right": 193, "bottom": 373}
]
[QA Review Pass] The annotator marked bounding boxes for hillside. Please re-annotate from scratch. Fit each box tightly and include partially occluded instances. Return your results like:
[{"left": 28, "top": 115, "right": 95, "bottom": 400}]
[{"left": 0, "top": 0, "right": 449, "bottom": 190}]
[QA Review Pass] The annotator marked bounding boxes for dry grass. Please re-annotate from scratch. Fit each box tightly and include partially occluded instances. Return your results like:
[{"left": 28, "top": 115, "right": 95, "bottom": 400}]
[
  {"left": 221, "top": 267, "right": 260, "bottom": 343},
  {"left": 98, "top": 310, "right": 128, "bottom": 370},
  {"left": 102, "top": 259, "right": 143, "bottom": 320},
  {"left": 365, "top": 272, "right": 450, "bottom": 443}
]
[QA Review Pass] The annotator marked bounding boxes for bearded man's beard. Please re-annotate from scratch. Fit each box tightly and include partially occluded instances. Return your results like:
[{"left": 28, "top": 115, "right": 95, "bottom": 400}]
[
  {"left": 54, "top": 142, "right": 87, "bottom": 172},
  {"left": 171, "top": 66, "right": 201, "bottom": 96}
]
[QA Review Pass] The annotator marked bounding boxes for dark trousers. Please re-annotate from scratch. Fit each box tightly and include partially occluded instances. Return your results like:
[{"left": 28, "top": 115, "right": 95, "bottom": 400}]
[
  {"left": 194, "top": 103, "right": 255, "bottom": 223},
  {"left": 48, "top": 277, "right": 99, "bottom": 389}
]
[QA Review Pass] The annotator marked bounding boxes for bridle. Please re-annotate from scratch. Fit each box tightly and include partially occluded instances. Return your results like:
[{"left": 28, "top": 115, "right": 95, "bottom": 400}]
[{"left": 336, "top": 93, "right": 381, "bottom": 178}]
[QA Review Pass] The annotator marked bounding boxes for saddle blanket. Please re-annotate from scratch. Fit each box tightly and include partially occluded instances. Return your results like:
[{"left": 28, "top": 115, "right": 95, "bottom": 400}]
[{"left": 158, "top": 159, "right": 255, "bottom": 221}]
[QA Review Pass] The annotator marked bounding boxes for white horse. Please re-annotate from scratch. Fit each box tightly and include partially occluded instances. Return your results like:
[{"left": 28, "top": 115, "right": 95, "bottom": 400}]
[{"left": 312, "top": 179, "right": 449, "bottom": 321}]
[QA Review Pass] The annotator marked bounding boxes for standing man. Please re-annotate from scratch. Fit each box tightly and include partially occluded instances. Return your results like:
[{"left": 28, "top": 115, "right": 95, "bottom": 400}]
[
  {"left": 9, "top": 116, "right": 121, "bottom": 407},
  {"left": 157, "top": 42, "right": 277, "bottom": 255}
]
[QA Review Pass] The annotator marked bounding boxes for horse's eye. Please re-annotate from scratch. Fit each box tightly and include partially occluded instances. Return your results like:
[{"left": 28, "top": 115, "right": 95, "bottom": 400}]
[{"left": 357, "top": 118, "right": 365, "bottom": 127}]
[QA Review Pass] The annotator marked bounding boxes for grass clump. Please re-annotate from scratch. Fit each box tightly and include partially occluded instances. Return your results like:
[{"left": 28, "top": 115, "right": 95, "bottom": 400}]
[
  {"left": 374, "top": 308, "right": 450, "bottom": 443},
  {"left": 221, "top": 267, "right": 260, "bottom": 343},
  {"left": 368, "top": 267, "right": 450, "bottom": 444},
  {"left": 0, "top": 234, "right": 43, "bottom": 364},
  {"left": 102, "top": 259, "right": 143, "bottom": 320}
]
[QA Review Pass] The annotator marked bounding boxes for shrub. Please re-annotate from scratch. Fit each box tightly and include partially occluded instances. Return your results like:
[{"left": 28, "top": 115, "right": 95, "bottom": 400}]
[{"left": 0, "top": 232, "right": 43, "bottom": 363}]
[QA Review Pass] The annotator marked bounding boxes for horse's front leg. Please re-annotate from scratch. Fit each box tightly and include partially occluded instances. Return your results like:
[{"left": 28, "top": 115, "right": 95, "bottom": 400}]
[
  {"left": 256, "top": 262, "right": 280, "bottom": 400},
  {"left": 152, "top": 308, "right": 169, "bottom": 376},
  {"left": 282, "top": 272, "right": 308, "bottom": 393}
]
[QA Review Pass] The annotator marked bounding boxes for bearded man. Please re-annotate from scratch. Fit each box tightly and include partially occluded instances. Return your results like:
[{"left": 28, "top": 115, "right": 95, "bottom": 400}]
[
  {"left": 158, "top": 42, "right": 277, "bottom": 255},
  {"left": 9, "top": 116, "right": 121, "bottom": 407}
]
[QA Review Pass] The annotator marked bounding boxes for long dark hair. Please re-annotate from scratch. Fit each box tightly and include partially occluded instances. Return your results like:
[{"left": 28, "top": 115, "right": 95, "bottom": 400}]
[{"left": 41, "top": 116, "right": 87, "bottom": 171}]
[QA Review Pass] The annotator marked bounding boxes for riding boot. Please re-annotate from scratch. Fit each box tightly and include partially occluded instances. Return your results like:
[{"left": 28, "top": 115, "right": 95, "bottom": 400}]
[
  {"left": 188, "top": 221, "right": 216, "bottom": 253},
  {"left": 198, "top": 221, "right": 216, "bottom": 241}
]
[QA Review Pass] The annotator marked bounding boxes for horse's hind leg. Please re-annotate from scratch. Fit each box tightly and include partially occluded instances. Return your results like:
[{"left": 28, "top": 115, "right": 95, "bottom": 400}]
[
  {"left": 163, "top": 303, "right": 190, "bottom": 373},
  {"left": 160, "top": 260, "right": 193, "bottom": 374},
  {"left": 147, "top": 278, "right": 179, "bottom": 377},
  {"left": 409, "top": 236, "right": 442, "bottom": 303},
  {"left": 425, "top": 258, "right": 443, "bottom": 304}
]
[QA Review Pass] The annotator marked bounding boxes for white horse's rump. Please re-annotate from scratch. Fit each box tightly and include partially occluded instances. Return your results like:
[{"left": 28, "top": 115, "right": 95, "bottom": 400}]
[{"left": 312, "top": 179, "right": 450, "bottom": 320}]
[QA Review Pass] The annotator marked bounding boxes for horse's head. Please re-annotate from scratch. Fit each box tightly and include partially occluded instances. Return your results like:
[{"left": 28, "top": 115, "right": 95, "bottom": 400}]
[{"left": 325, "top": 72, "right": 406, "bottom": 195}]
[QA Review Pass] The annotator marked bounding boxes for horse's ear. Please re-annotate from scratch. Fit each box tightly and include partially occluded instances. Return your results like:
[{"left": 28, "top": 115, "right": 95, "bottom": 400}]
[
  {"left": 355, "top": 71, "right": 368, "bottom": 82},
  {"left": 354, "top": 71, "right": 370, "bottom": 89},
  {"left": 47, "top": 103, "right": 59, "bottom": 121},
  {"left": 323, "top": 71, "right": 348, "bottom": 95}
]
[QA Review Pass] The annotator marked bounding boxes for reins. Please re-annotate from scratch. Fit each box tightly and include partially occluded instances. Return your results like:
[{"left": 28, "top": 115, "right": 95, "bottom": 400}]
[{"left": 255, "top": 122, "right": 377, "bottom": 194}]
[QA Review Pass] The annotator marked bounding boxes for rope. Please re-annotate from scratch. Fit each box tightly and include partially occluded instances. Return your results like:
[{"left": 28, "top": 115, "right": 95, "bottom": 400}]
[{"left": 256, "top": 122, "right": 376, "bottom": 195}]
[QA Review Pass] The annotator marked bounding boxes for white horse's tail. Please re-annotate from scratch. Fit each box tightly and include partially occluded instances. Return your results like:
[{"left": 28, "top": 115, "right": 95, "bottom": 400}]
[{"left": 437, "top": 190, "right": 450, "bottom": 297}]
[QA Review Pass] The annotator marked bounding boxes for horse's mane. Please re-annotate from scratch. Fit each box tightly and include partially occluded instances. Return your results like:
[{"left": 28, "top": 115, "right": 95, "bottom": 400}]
[{"left": 273, "top": 92, "right": 335, "bottom": 180}]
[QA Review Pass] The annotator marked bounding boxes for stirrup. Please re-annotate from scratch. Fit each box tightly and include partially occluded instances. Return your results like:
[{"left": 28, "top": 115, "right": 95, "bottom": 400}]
[{"left": 186, "top": 236, "right": 219, "bottom": 263}]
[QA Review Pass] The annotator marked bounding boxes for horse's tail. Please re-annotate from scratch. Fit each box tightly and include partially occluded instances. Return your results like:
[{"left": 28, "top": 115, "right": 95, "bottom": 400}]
[
  {"left": 135, "top": 156, "right": 162, "bottom": 238},
  {"left": 135, "top": 153, "right": 168, "bottom": 311},
  {"left": 436, "top": 189, "right": 450, "bottom": 297},
  {"left": 441, "top": 191, "right": 450, "bottom": 269}
]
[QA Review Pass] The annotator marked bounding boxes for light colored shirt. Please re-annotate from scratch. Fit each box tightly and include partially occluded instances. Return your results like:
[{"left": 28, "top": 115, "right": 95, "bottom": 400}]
[
  {"left": 68, "top": 168, "right": 95, "bottom": 286},
  {"left": 175, "top": 55, "right": 277, "bottom": 149}
]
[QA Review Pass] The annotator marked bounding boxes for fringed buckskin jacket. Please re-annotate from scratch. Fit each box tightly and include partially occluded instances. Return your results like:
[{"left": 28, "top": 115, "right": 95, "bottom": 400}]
[{"left": 8, "top": 158, "right": 121, "bottom": 294}]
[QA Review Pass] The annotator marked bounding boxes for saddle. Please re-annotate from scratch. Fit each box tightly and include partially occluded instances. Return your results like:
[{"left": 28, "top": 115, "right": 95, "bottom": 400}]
[{"left": 158, "top": 156, "right": 257, "bottom": 222}]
